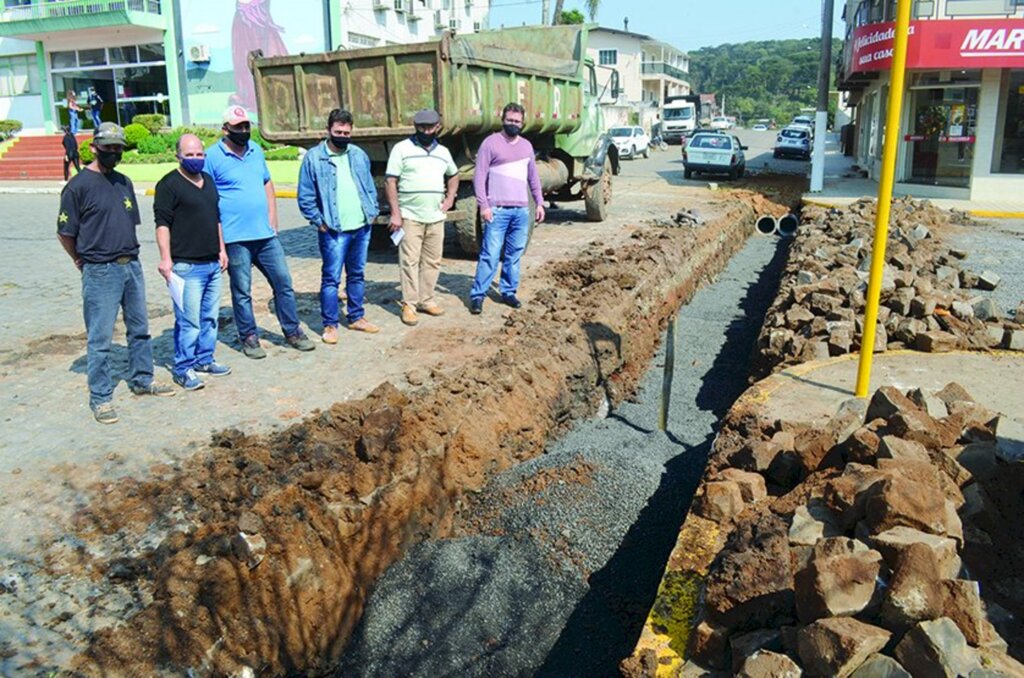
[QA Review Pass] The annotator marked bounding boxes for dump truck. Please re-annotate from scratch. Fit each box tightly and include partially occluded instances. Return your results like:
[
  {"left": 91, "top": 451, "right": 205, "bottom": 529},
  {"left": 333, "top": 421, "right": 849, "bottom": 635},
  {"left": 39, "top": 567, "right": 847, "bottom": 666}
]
[{"left": 249, "top": 24, "right": 620, "bottom": 253}]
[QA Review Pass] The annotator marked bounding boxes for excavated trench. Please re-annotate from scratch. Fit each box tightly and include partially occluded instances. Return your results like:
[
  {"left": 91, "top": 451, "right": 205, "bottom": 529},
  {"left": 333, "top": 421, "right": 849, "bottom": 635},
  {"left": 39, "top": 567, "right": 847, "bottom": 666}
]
[{"left": 54, "top": 186, "right": 808, "bottom": 676}]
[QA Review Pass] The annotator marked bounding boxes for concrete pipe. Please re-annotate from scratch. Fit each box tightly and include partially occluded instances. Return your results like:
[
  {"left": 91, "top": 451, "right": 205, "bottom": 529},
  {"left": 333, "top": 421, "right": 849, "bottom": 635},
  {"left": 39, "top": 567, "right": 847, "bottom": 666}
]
[
  {"left": 755, "top": 215, "right": 778, "bottom": 236},
  {"left": 777, "top": 214, "right": 799, "bottom": 237}
]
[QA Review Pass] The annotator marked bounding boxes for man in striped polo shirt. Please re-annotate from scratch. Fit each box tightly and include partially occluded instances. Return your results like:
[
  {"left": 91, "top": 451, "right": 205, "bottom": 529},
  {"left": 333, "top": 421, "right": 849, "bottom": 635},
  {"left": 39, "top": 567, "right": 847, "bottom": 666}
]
[
  {"left": 468, "top": 102, "right": 545, "bottom": 314},
  {"left": 385, "top": 109, "right": 460, "bottom": 326}
]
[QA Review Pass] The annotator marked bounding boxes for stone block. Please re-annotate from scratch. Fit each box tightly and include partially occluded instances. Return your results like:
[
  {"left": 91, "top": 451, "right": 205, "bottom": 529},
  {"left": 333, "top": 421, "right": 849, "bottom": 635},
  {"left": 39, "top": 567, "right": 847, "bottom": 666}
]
[
  {"left": 951, "top": 300, "right": 975, "bottom": 320},
  {"left": 823, "top": 464, "right": 894, "bottom": 529},
  {"left": 940, "top": 579, "right": 985, "bottom": 646},
  {"left": 873, "top": 323, "right": 889, "bottom": 352},
  {"left": 877, "top": 436, "right": 932, "bottom": 464},
  {"left": 910, "top": 296, "right": 938, "bottom": 318},
  {"left": 915, "top": 330, "right": 959, "bottom": 353},
  {"left": 736, "top": 650, "right": 803, "bottom": 678},
  {"left": 887, "top": 287, "right": 915, "bottom": 315},
  {"left": 795, "top": 547, "right": 883, "bottom": 622},
  {"left": 906, "top": 388, "right": 949, "bottom": 419},
  {"left": 730, "top": 439, "right": 783, "bottom": 473},
  {"left": 865, "top": 386, "right": 921, "bottom": 423},
  {"left": 881, "top": 542, "right": 947, "bottom": 629},
  {"left": 849, "top": 654, "right": 912, "bottom": 678},
  {"left": 789, "top": 500, "right": 843, "bottom": 546},
  {"left": 871, "top": 526, "right": 961, "bottom": 579},
  {"left": 976, "top": 270, "right": 1001, "bottom": 291},
  {"left": 994, "top": 416, "right": 1024, "bottom": 462},
  {"left": 984, "top": 324, "right": 1006, "bottom": 347},
  {"left": 801, "top": 340, "right": 831, "bottom": 363},
  {"left": 829, "top": 328, "right": 853, "bottom": 356},
  {"left": 1004, "top": 328, "right": 1024, "bottom": 351},
  {"left": 842, "top": 427, "right": 882, "bottom": 464},
  {"left": 960, "top": 270, "right": 979, "bottom": 289},
  {"left": 730, "top": 629, "right": 784, "bottom": 673},
  {"left": 688, "top": 619, "right": 729, "bottom": 669},
  {"left": 955, "top": 442, "right": 1001, "bottom": 481},
  {"left": 695, "top": 480, "right": 745, "bottom": 522},
  {"left": 798, "top": 617, "right": 891, "bottom": 678},
  {"left": 894, "top": 618, "right": 979, "bottom": 678},
  {"left": 717, "top": 468, "right": 768, "bottom": 503},
  {"left": 973, "top": 298, "right": 1003, "bottom": 322},
  {"left": 797, "top": 270, "right": 817, "bottom": 285},
  {"left": 863, "top": 475, "right": 948, "bottom": 536},
  {"left": 786, "top": 305, "right": 816, "bottom": 328}
]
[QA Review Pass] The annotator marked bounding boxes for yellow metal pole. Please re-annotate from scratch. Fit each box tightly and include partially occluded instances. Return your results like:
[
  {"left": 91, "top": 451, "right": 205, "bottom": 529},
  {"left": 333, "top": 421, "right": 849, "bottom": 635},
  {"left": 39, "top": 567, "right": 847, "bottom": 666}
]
[{"left": 855, "top": 0, "right": 913, "bottom": 397}]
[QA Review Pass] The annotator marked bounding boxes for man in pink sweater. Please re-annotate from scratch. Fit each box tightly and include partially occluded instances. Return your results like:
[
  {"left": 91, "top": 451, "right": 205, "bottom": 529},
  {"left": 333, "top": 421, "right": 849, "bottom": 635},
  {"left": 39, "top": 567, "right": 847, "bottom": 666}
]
[{"left": 468, "top": 103, "right": 546, "bottom": 314}]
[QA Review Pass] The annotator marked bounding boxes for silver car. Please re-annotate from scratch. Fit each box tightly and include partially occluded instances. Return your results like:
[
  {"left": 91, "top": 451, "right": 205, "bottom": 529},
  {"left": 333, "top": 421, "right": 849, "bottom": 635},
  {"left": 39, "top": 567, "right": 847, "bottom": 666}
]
[{"left": 683, "top": 132, "right": 747, "bottom": 180}]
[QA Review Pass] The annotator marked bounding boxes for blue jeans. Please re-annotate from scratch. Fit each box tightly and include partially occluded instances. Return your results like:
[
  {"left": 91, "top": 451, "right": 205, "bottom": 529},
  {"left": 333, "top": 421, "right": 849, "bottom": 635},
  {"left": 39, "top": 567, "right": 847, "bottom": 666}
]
[
  {"left": 319, "top": 225, "right": 369, "bottom": 326},
  {"left": 91, "top": 107, "right": 101, "bottom": 128},
  {"left": 171, "top": 261, "right": 222, "bottom": 377},
  {"left": 81, "top": 260, "right": 153, "bottom": 409},
  {"left": 69, "top": 111, "right": 79, "bottom": 134},
  {"left": 226, "top": 236, "right": 301, "bottom": 341},
  {"left": 470, "top": 206, "right": 529, "bottom": 299}
]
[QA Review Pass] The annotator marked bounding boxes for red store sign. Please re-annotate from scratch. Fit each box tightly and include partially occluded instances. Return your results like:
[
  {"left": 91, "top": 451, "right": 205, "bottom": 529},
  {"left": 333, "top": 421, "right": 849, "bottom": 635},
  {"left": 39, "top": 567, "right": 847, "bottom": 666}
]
[{"left": 848, "top": 19, "right": 1024, "bottom": 74}]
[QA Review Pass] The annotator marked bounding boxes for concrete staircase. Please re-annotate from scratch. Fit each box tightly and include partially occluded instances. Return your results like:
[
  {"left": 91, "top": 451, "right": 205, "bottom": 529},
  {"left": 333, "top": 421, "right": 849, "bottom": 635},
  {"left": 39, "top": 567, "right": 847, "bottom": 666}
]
[{"left": 0, "top": 134, "right": 90, "bottom": 180}]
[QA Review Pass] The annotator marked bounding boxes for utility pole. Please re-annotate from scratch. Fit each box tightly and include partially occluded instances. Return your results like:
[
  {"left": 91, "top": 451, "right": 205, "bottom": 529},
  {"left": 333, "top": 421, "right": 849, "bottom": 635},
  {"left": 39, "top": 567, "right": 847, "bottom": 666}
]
[
  {"left": 542, "top": 0, "right": 549, "bottom": 25},
  {"left": 810, "top": 0, "right": 835, "bottom": 192}
]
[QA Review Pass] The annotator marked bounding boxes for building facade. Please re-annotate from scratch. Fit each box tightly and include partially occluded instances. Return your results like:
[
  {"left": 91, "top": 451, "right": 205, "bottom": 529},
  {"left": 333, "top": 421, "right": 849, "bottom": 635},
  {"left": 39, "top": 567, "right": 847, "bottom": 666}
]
[
  {"left": 585, "top": 26, "right": 689, "bottom": 130},
  {"left": 837, "top": 0, "right": 1024, "bottom": 201},
  {"left": 0, "top": 0, "right": 489, "bottom": 133}
]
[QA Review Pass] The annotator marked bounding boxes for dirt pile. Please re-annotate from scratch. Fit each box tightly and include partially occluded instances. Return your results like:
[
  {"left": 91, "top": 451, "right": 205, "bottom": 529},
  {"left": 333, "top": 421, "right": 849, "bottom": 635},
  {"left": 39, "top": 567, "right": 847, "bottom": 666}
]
[
  {"left": 647, "top": 382, "right": 1024, "bottom": 676},
  {"left": 47, "top": 202, "right": 756, "bottom": 675},
  {"left": 752, "top": 197, "right": 1024, "bottom": 380}
]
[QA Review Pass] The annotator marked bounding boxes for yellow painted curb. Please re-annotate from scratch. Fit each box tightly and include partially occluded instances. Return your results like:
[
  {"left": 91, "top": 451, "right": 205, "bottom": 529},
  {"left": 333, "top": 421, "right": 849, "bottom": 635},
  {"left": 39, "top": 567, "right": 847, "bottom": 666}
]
[
  {"left": 968, "top": 209, "right": 1024, "bottom": 219},
  {"left": 800, "top": 195, "right": 1024, "bottom": 219},
  {"left": 143, "top": 188, "right": 298, "bottom": 199}
]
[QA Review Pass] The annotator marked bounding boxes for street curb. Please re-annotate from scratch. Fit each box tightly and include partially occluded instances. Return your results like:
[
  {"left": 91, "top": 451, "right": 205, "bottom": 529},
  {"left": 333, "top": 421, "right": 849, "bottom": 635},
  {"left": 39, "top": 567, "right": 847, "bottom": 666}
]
[{"left": 801, "top": 195, "right": 1024, "bottom": 219}]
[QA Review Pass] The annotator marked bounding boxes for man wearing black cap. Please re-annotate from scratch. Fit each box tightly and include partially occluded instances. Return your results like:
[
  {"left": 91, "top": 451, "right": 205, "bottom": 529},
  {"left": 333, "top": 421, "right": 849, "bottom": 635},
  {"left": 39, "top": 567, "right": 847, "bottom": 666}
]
[
  {"left": 384, "top": 109, "right": 460, "bottom": 326},
  {"left": 57, "top": 122, "right": 175, "bottom": 424}
]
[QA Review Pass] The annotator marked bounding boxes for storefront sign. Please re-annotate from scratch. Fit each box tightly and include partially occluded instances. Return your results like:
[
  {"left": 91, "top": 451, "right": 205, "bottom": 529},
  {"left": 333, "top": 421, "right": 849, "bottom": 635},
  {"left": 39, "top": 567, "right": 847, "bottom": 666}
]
[
  {"left": 903, "top": 134, "right": 977, "bottom": 143},
  {"left": 849, "top": 19, "right": 1024, "bottom": 74}
]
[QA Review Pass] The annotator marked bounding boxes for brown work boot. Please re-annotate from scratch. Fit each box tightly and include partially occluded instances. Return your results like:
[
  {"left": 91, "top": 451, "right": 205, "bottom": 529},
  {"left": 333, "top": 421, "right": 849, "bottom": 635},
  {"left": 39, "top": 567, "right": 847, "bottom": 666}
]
[
  {"left": 348, "top": 318, "right": 380, "bottom": 333},
  {"left": 417, "top": 302, "right": 446, "bottom": 317},
  {"left": 322, "top": 325, "right": 339, "bottom": 344},
  {"left": 401, "top": 304, "right": 419, "bottom": 326}
]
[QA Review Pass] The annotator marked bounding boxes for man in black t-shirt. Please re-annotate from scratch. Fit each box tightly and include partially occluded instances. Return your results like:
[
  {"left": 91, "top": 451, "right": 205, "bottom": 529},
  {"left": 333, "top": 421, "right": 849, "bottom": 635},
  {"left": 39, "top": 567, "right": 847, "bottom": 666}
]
[
  {"left": 62, "top": 126, "right": 80, "bottom": 181},
  {"left": 155, "top": 133, "right": 231, "bottom": 391},
  {"left": 57, "top": 122, "right": 175, "bottom": 423}
]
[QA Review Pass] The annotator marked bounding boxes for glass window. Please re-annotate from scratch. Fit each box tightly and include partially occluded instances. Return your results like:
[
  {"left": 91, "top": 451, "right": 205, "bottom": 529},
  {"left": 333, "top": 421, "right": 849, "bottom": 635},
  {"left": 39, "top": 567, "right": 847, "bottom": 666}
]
[
  {"left": 996, "top": 71, "right": 1024, "bottom": 174},
  {"left": 109, "top": 46, "right": 139, "bottom": 65},
  {"left": 115, "top": 65, "right": 167, "bottom": 98},
  {"left": 0, "top": 54, "right": 39, "bottom": 96},
  {"left": 51, "top": 51, "right": 77, "bottom": 69},
  {"left": 599, "top": 49, "right": 617, "bottom": 66},
  {"left": 78, "top": 48, "right": 107, "bottom": 67},
  {"left": 137, "top": 43, "right": 165, "bottom": 62}
]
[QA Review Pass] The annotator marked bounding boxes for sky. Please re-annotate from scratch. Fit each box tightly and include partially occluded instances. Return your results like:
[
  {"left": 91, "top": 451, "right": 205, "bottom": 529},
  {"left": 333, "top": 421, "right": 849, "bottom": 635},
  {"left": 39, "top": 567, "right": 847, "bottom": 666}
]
[{"left": 487, "top": 0, "right": 847, "bottom": 53}]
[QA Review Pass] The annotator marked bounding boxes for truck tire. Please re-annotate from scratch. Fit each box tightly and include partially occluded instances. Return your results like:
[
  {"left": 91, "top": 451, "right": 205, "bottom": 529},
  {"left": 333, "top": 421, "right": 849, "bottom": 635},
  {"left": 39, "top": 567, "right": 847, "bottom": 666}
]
[
  {"left": 453, "top": 192, "right": 482, "bottom": 256},
  {"left": 584, "top": 157, "right": 612, "bottom": 221}
]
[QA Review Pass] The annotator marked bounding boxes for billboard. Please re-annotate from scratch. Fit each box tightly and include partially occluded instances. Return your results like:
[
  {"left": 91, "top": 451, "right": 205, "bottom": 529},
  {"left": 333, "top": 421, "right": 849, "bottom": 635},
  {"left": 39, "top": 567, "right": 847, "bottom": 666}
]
[{"left": 180, "top": 0, "right": 327, "bottom": 125}]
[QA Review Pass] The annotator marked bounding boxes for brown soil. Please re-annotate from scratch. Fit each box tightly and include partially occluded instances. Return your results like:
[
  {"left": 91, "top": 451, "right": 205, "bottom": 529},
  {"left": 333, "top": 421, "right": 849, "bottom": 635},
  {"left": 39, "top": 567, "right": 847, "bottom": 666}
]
[{"left": 66, "top": 200, "right": 757, "bottom": 675}]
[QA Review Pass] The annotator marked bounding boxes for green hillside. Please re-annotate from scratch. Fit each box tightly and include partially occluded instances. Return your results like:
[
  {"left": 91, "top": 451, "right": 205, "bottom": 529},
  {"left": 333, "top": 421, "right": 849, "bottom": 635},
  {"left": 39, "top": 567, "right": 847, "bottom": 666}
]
[{"left": 688, "top": 38, "right": 844, "bottom": 124}]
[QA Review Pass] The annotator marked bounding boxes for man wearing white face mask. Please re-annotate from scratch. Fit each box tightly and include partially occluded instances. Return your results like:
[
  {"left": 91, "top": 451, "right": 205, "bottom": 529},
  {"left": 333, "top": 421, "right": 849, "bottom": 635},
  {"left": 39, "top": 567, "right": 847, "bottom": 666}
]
[{"left": 154, "top": 134, "right": 231, "bottom": 391}]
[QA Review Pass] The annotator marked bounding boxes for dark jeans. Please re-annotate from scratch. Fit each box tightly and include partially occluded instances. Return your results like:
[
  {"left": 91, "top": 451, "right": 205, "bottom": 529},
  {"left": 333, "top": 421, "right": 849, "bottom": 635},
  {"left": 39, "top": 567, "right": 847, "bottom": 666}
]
[
  {"left": 81, "top": 260, "right": 154, "bottom": 409},
  {"left": 318, "top": 225, "right": 370, "bottom": 327},
  {"left": 64, "top": 155, "right": 81, "bottom": 181},
  {"left": 226, "top": 236, "right": 301, "bottom": 341}
]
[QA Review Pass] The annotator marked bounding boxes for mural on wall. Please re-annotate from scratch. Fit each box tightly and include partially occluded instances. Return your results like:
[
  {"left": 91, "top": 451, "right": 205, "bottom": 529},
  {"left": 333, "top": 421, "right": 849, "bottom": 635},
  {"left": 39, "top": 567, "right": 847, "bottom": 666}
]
[{"left": 182, "top": 0, "right": 325, "bottom": 125}]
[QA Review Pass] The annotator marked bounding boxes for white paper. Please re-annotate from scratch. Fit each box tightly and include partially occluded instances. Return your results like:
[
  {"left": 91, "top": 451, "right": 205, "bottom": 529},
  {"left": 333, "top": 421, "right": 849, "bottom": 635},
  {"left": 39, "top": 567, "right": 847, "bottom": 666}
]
[
  {"left": 167, "top": 272, "right": 185, "bottom": 311},
  {"left": 390, "top": 228, "right": 405, "bottom": 246}
]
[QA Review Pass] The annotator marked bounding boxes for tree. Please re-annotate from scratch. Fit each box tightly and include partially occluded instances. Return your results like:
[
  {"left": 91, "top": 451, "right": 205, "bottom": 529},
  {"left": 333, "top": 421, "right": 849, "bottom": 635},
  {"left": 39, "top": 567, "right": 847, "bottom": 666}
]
[
  {"left": 558, "top": 8, "right": 585, "bottom": 23},
  {"left": 552, "top": 0, "right": 599, "bottom": 24}
]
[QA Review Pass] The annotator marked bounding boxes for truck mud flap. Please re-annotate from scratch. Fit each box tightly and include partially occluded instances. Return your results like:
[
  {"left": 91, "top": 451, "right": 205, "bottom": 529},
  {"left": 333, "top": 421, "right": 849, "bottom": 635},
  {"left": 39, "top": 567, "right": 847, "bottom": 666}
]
[{"left": 582, "top": 134, "right": 620, "bottom": 181}]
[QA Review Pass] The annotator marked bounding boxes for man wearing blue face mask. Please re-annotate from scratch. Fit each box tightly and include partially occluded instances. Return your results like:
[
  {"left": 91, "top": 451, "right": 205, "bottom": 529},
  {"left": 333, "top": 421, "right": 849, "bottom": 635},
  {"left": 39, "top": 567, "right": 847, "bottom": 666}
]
[{"left": 154, "top": 133, "right": 231, "bottom": 391}]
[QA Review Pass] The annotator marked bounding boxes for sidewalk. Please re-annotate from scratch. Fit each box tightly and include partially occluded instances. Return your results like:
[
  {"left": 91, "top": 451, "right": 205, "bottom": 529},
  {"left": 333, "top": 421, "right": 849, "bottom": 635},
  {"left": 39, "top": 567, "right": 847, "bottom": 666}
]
[{"left": 802, "top": 137, "right": 1024, "bottom": 218}]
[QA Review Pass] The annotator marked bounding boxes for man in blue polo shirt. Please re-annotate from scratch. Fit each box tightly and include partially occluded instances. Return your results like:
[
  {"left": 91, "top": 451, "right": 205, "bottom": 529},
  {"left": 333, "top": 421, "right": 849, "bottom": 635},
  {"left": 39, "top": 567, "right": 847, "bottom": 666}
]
[{"left": 205, "top": 105, "right": 314, "bottom": 358}]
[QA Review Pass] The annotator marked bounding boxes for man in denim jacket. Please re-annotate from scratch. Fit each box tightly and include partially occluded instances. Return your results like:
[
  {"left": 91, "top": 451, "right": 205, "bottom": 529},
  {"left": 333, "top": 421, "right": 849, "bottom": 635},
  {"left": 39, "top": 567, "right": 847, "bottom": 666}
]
[{"left": 298, "top": 109, "right": 381, "bottom": 342}]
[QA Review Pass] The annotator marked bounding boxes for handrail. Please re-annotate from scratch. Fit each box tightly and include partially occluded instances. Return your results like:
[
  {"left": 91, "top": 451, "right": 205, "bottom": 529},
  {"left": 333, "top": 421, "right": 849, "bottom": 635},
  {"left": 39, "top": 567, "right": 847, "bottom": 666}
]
[{"left": 0, "top": 0, "right": 161, "bottom": 23}]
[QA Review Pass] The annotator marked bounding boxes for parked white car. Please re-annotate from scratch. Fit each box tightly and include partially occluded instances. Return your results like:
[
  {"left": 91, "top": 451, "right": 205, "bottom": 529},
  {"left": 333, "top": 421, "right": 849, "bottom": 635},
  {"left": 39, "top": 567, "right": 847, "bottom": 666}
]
[
  {"left": 609, "top": 126, "right": 650, "bottom": 159},
  {"left": 709, "top": 116, "right": 733, "bottom": 130},
  {"left": 683, "top": 132, "right": 747, "bottom": 180},
  {"left": 789, "top": 115, "right": 814, "bottom": 136}
]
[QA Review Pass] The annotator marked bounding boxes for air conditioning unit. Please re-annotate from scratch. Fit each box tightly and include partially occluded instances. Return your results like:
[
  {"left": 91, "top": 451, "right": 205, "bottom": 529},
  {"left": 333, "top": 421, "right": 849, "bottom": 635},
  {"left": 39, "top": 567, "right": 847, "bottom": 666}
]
[
  {"left": 448, "top": 18, "right": 461, "bottom": 31},
  {"left": 473, "top": 21, "right": 482, "bottom": 32},
  {"left": 372, "top": 0, "right": 386, "bottom": 9},
  {"left": 188, "top": 44, "right": 210, "bottom": 62},
  {"left": 394, "top": 0, "right": 406, "bottom": 12}
]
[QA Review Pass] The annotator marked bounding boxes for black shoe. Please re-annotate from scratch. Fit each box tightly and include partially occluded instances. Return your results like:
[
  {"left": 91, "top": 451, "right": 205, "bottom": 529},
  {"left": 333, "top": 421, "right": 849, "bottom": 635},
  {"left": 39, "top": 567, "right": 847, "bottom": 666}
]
[
  {"left": 469, "top": 297, "right": 483, "bottom": 315},
  {"left": 500, "top": 294, "right": 522, "bottom": 309}
]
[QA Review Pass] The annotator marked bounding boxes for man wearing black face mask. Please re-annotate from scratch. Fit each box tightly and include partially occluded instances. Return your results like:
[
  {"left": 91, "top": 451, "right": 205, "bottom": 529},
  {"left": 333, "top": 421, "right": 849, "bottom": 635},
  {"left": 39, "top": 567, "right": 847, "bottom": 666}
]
[
  {"left": 205, "top": 105, "right": 315, "bottom": 358},
  {"left": 297, "top": 108, "right": 380, "bottom": 343},
  {"left": 154, "top": 133, "right": 231, "bottom": 391},
  {"left": 57, "top": 122, "right": 175, "bottom": 424},
  {"left": 385, "top": 109, "right": 459, "bottom": 326}
]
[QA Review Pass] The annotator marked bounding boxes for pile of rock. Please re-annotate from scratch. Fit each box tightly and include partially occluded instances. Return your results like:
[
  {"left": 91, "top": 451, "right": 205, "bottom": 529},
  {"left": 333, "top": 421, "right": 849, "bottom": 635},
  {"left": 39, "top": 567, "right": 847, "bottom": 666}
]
[
  {"left": 684, "top": 383, "right": 1023, "bottom": 676},
  {"left": 753, "top": 197, "right": 1024, "bottom": 380}
]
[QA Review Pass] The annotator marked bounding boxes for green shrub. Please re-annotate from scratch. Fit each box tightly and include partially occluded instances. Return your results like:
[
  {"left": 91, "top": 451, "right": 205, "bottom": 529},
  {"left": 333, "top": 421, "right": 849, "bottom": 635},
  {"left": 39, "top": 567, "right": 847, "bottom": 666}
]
[
  {"left": 79, "top": 138, "right": 94, "bottom": 163},
  {"left": 264, "top": 146, "right": 300, "bottom": 161},
  {"left": 120, "top": 149, "right": 177, "bottom": 164},
  {"left": 137, "top": 134, "right": 171, "bottom": 155},
  {"left": 0, "top": 119, "right": 23, "bottom": 139},
  {"left": 131, "top": 114, "right": 166, "bottom": 134},
  {"left": 250, "top": 126, "right": 276, "bottom": 150},
  {"left": 123, "top": 123, "right": 150, "bottom": 149}
]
